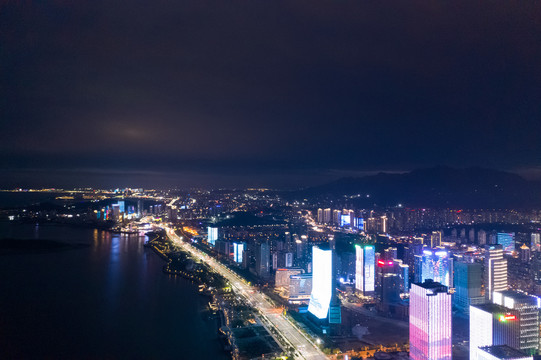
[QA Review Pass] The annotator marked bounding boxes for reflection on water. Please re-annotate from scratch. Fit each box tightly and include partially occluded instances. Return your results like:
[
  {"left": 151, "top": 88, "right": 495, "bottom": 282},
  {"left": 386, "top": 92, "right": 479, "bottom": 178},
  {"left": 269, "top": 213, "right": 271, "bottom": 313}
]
[{"left": 0, "top": 222, "right": 229, "bottom": 360}]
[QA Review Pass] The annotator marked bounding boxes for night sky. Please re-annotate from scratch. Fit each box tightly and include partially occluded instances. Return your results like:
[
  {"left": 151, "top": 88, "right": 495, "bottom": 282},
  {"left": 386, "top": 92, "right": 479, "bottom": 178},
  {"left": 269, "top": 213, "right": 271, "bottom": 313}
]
[{"left": 2, "top": 1, "right": 541, "bottom": 188}]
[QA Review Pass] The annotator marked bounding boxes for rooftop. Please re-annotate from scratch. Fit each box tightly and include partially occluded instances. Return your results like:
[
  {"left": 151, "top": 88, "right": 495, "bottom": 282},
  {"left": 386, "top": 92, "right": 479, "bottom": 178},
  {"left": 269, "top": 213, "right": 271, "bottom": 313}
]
[{"left": 478, "top": 345, "right": 530, "bottom": 359}]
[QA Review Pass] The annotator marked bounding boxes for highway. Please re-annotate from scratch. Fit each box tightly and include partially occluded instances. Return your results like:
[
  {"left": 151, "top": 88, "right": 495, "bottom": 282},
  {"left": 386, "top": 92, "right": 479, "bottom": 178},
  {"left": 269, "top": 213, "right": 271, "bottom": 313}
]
[{"left": 163, "top": 226, "right": 327, "bottom": 360}]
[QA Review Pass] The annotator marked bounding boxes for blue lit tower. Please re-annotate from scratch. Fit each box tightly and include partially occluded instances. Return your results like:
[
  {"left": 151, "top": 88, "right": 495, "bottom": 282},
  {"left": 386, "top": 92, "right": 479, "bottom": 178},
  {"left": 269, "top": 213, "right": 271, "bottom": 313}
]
[{"left": 414, "top": 248, "right": 453, "bottom": 287}]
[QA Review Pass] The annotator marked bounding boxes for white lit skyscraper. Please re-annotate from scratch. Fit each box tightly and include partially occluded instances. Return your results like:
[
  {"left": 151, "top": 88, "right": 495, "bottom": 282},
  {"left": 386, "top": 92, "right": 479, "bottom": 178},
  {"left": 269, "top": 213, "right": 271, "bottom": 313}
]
[
  {"left": 355, "top": 245, "right": 375, "bottom": 295},
  {"left": 409, "top": 280, "right": 452, "bottom": 360},
  {"left": 484, "top": 245, "right": 508, "bottom": 301},
  {"left": 207, "top": 226, "right": 218, "bottom": 246},
  {"left": 470, "top": 291, "right": 540, "bottom": 359},
  {"left": 308, "top": 247, "right": 333, "bottom": 319}
]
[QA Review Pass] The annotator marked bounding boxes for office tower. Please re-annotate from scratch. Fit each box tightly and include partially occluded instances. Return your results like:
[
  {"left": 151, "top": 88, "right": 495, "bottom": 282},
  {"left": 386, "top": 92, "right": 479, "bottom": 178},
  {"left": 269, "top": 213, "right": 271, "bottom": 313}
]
[
  {"left": 479, "top": 230, "right": 487, "bottom": 246},
  {"left": 340, "top": 251, "right": 356, "bottom": 283},
  {"left": 317, "top": 208, "right": 324, "bottom": 224},
  {"left": 454, "top": 260, "right": 485, "bottom": 313},
  {"left": 492, "top": 291, "right": 540, "bottom": 355},
  {"left": 497, "top": 233, "right": 515, "bottom": 253},
  {"left": 381, "top": 273, "right": 401, "bottom": 304},
  {"left": 531, "top": 233, "right": 540, "bottom": 252},
  {"left": 308, "top": 247, "right": 333, "bottom": 319},
  {"left": 430, "top": 231, "right": 442, "bottom": 248},
  {"left": 255, "top": 242, "right": 270, "bottom": 279},
  {"left": 470, "top": 291, "right": 540, "bottom": 359},
  {"left": 414, "top": 249, "right": 453, "bottom": 287},
  {"left": 394, "top": 259, "right": 410, "bottom": 293},
  {"left": 409, "top": 280, "right": 452, "bottom": 360},
  {"left": 476, "top": 345, "right": 532, "bottom": 360},
  {"left": 469, "top": 228, "right": 476, "bottom": 243},
  {"left": 323, "top": 208, "right": 332, "bottom": 224},
  {"left": 233, "top": 242, "right": 245, "bottom": 263},
  {"left": 333, "top": 209, "right": 342, "bottom": 225},
  {"left": 484, "top": 245, "right": 508, "bottom": 301},
  {"left": 355, "top": 245, "right": 375, "bottom": 295},
  {"left": 207, "top": 226, "right": 218, "bottom": 246},
  {"left": 520, "top": 245, "right": 531, "bottom": 262},
  {"left": 289, "top": 274, "right": 312, "bottom": 303},
  {"left": 460, "top": 228, "right": 467, "bottom": 238}
]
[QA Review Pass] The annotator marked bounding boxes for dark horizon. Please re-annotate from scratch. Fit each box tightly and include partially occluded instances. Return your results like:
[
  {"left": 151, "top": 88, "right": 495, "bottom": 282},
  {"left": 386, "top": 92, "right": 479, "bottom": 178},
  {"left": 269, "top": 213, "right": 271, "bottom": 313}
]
[{"left": 2, "top": 1, "right": 541, "bottom": 189}]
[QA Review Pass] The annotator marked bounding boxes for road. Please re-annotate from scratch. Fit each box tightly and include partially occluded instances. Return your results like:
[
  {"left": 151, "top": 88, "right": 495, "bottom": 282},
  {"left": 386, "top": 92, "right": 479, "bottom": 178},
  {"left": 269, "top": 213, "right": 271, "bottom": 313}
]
[{"left": 163, "top": 226, "right": 327, "bottom": 360}]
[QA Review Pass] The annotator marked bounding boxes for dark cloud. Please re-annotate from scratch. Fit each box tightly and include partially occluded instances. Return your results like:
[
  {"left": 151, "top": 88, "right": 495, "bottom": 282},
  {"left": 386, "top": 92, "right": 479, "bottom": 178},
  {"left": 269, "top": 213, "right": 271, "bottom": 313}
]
[{"left": 1, "top": 1, "right": 541, "bottom": 188}]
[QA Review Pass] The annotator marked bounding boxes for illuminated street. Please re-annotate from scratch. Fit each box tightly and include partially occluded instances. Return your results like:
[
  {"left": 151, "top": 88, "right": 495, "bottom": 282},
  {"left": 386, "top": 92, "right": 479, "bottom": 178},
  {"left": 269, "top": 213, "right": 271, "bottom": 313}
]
[{"left": 163, "top": 227, "right": 327, "bottom": 360}]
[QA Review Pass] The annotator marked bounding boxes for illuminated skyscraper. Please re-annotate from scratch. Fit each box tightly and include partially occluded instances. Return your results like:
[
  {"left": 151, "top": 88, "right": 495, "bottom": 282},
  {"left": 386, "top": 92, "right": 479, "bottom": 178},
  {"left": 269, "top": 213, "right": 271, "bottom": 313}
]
[
  {"left": 323, "top": 208, "right": 332, "bottom": 224},
  {"left": 497, "top": 233, "right": 515, "bottom": 253},
  {"left": 492, "top": 291, "right": 540, "bottom": 355},
  {"left": 308, "top": 247, "right": 333, "bottom": 319},
  {"left": 409, "top": 280, "right": 452, "bottom": 360},
  {"left": 355, "top": 245, "right": 375, "bottom": 295},
  {"left": 430, "top": 231, "right": 442, "bottom": 248},
  {"left": 255, "top": 242, "right": 270, "bottom": 279},
  {"left": 414, "top": 249, "right": 453, "bottom": 287},
  {"left": 531, "top": 233, "right": 540, "bottom": 252},
  {"left": 317, "top": 208, "right": 324, "bottom": 224},
  {"left": 233, "top": 242, "right": 245, "bottom": 263},
  {"left": 470, "top": 291, "right": 540, "bottom": 359},
  {"left": 454, "top": 260, "right": 485, "bottom": 313},
  {"left": 484, "top": 245, "right": 508, "bottom": 301},
  {"left": 207, "top": 226, "right": 218, "bottom": 246},
  {"left": 333, "top": 209, "right": 342, "bottom": 225}
]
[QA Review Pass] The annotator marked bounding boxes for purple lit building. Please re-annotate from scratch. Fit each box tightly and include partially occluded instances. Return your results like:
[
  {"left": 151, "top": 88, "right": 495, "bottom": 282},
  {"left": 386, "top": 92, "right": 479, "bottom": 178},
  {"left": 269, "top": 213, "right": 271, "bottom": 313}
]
[{"left": 409, "top": 280, "right": 452, "bottom": 360}]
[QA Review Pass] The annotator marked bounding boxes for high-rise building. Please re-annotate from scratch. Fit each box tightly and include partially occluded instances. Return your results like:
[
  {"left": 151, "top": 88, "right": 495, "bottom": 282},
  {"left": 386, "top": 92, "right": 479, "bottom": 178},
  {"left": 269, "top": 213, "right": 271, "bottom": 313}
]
[
  {"left": 479, "top": 230, "right": 487, "bottom": 246},
  {"left": 409, "top": 280, "right": 452, "bottom": 360},
  {"left": 395, "top": 259, "right": 410, "bottom": 293},
  {"left": 492, "top": 291, "right": 540, "bottom": 355},
  {"left": 207, "top": 226, "right": 218, "bottom": 246},
  {"left": 233, "top": 242, "right": 245, "bottom": 263},
  {"left": 430, "top": 231, "right": 442, "bottom": 248},
  {"left": 380, "top": 216, "right": 388, "bottom": 233},
  {"left": 531, "top": 233, "right": 540, "bottom": 252},
  {"left": 497, "top": 233, "right": 515, "bottom": 253},
  {"left": 414, "top": 249, "right": 453, "bottom": 287},
  {"left": 355, "top": 245, "right": 375, "bottom": 295},
  {"left": 308, "top": 247, "right": 333, "bottom": 319},
  {"left": 381, "top": 273, "right": 401, "bottom": 304},
  {"left": 317, "top": 208, "right": 324, "bottom": 224},
  {"left": 484, "top": 245, "right": 508, "bottom": 301},
  {"left": 323, "top": 208, "right": 332, "bottom": 224},
  {"left": 285, "top": 252, "right": 294, "bottom": 267},
  {"left": 255, "top": 242, "right": 270, "bottom": 279},
  {"left": 333, "top": 209, "right": 342, "bottom": 225},
  {"left": 470, "top": 291, "right": 541, "bottom": 359},
  {"left": 454, "top": 260, "right": 485, "bottom": 313},
  {"left": 520, "top": 244, "right": 531, "bottom": 262}
]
